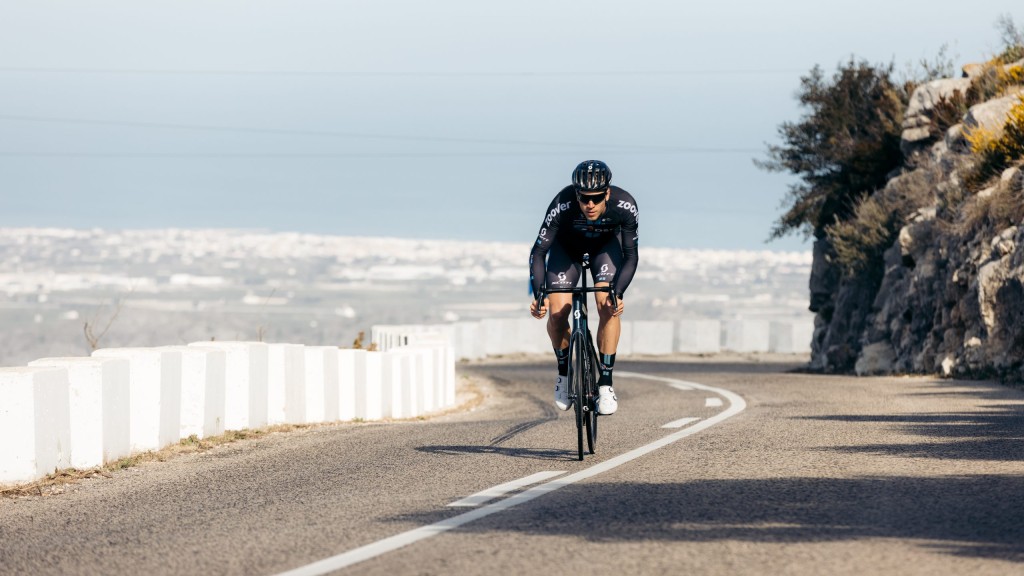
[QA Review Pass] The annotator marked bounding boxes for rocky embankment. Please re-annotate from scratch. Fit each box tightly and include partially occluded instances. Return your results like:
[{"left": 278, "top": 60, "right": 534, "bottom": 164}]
[{"left": 810, "top": 58, "right": 1024, "bottom": 381}]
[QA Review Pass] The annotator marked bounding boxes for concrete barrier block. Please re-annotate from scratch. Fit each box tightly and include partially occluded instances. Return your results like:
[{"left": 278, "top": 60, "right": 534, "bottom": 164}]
[
  {"left": 93, "top": 347, "right": 182, "bottom": 452},
  {"left": 159, "top": 346, "right": 226, "bottom": 441},
  {"left": 630, "top": 321, "right": 675, "bottom": 355},
  {"left": 0, "top": 367, "right": 71, "bottom": 485},
  {"left": 677, "top": 320, "right": 722, "bottom": 354},
  {"left": 336, "top": 349, "right": 358, "bottom": 421},
  {"left": 517, "top": 318, "right": 551, "bottom": 354},
  {"left": 431, "top": 347, "right": 446, "bottom": 412},
  {"left": 28, "top": 356, "right": 131, "bottom": 467},
  {"left": 414, "top": 348, "right": 435, "bottom": 413},
  {"left": 452, "top": 322, "right": 482, "bottom": 360},
  {"left": 267, "top": 343, "right": 305, "bottom": 426},
  {"left": 189, "top": 341, "right": 268, "bottom": 430},
  {"left": 356, "top": 351, "right": 383, "bottom": 421},
  {"left": 769, "top": 320, "right": 815, "bottom": 354},
  {"left": 724, "top": 320, "right": 771, "bottom": 353},
  {"left": 400, "top": 351, "right": 421, "bottom": 418},
  {"left": 304, "top": 346, "right": 338, "bottom": 424},
  {"left": 444, "top": 346, "right": 456, "bottom": 407},
  {"left": 381, "top": 351, "right": 407, "bottom": 419}
]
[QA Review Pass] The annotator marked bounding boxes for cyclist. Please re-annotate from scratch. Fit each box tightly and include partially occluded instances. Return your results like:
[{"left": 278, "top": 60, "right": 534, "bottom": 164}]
[{"left": 529, "top": 160, "right": 639, "bottom": 415}]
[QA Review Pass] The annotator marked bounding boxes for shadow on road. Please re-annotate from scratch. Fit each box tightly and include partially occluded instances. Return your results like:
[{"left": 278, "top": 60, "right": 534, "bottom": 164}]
[
  {"left": 390, "top": 475, "right": 1024, "bottom": 562},
  {"left": 415, "top": 444, "right": 574, "bottom": 461},
  {"left": 800, "top": 403, "right": 1024, "bottom": 461}
]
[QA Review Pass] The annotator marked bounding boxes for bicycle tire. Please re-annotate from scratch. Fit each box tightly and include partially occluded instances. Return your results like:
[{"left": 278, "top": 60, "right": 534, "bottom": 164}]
[
  {"left": 584, "top": 334, "right": 598, "bottom": 453},
  {"left": 570, "top": 333, "right": 585, "bottom": 461}
]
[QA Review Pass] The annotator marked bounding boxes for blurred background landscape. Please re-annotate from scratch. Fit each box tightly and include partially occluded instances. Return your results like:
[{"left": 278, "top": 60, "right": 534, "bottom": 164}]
[{"left": 0, "top": 227, "right": 811, "bottom": 366}]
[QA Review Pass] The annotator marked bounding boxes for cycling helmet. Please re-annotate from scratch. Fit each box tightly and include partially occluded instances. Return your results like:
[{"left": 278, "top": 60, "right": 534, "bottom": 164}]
[{"left": 572, "top": 160, "right": 612, "bottom": 191}]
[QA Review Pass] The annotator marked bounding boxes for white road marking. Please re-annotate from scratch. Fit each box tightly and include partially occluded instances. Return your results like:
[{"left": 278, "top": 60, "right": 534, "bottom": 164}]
[
  {"left": 273, "top": 372, "right": 745, "bottom": 576},
  {"left": 705, "top": 397, "right": 724, "bottom": 407},
  {"left": 661, "top": 417, "right": 700, "bottom": 429},
  {"left": 447, "top": 471, "right": 566, "bottom": 507},
  {"left": 668, "top": 382, "right": 693, "bottom": 391}
]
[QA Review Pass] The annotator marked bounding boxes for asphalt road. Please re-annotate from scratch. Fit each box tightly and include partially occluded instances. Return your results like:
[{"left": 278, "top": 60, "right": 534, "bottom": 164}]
[{"left": 2, "top": 355, "right": 1024, "bottom": 575}]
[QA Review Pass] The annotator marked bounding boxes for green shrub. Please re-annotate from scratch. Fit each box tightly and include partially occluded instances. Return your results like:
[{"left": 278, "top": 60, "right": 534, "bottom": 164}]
[
  {"left": 827, "top": 163, "right": 940, "bottom": 275},
  {"left": 758, "top": 59, "right": 908, "bottom": 240}
]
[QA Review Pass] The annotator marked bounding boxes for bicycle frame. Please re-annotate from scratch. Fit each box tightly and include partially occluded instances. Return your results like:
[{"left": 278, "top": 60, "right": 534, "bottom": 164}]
[{"left": 538, "top": 253, "right": 616, "bottom": 460}]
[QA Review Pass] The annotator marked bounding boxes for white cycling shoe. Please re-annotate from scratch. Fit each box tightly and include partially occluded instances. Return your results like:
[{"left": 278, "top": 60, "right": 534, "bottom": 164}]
[
  {"left": 596, "top": 385, "right": 618, "bottom": 415},
  {"left": 554, "top": 375, "right": 572, "bottom": 411}
]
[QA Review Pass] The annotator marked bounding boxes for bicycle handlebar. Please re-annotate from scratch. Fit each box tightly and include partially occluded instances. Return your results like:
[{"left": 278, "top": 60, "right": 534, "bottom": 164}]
[{"left": 537, "top": 285, "right": 619, "bottom": 311}]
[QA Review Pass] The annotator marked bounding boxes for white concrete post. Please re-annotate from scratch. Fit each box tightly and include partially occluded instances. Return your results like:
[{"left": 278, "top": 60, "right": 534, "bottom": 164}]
[
  {"left": 413, "top": 344, "right": 434, "bottom": 412},
  {"left": 381, "top": 351, "right": 406, "bottom": 419},
  {"left": 444, "top": 345, "right": 456, "bottom": 407},
  {"left": 93, "top": 347, "right": 182, "bottom": 452},
  {"left": 677, "top": 320, "right": 722, "bottom": 354},
  {"left": 0, "top": 367, "right": 71, "bottom": 485},
  {"left": 267, "top": 343, "right": 305, "bottom": 425},
  {"left": 188, "top": 342, "right": 269, "bottom": 431},
  {"left": 356, "top": 351, "right": 383, "bottom": 421},
  {"left": 400, "top": 350, "right": 420, "bottom": 418},
  {"left": 28, "top": 356, "right": 130, "bottom": 467},
  {"left": 769, "top": 320, "right": 815, "bottom": 354},
  {"left": 161, "top": 346, "right": 226, "bottom": 440},
  {"left": 336, "top": 349, "right": 358, "bottom": 421},
  {"left": 724, "top": 320, "right": 771, "bottom": 353},
  {"left": 630, "top": 321, "right": 675, "bottom": 355},
  {"left": 304, "top": 346, "right": 338, "bottom": 424}
]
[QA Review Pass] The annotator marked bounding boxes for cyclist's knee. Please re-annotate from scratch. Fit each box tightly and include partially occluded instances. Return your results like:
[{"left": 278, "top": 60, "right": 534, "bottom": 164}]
[
  {"left": 597, "top": 304, "right": 618, "bottom": 321},
  {"left": 549, "top": 305, "right": 571, "bottom": 325}
]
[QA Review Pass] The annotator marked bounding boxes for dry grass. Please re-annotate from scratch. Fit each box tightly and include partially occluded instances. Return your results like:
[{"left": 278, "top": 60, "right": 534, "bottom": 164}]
[
  {"left": 956, "top": 177, "right": 1024, "bottom": 241},
  {"left": 0, "top": 424, "right": 308, "bottom": 499}
]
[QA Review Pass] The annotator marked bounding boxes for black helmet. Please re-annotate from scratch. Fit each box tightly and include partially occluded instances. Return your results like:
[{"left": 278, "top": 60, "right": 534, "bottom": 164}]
[{"left": 572, "top": 160, "right": 612, "bottom": 192}]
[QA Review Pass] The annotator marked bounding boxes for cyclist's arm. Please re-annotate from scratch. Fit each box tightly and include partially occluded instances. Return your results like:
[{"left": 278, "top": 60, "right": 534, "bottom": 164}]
[
  {"left": 529, "top": 194, "right": 565, "bottom": 297},
  {"left": 613, "top": 211, "right": 639, "bottom": 297}
]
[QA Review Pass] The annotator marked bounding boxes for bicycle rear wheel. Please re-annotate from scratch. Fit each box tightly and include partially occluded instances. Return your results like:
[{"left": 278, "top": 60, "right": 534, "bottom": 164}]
[{"left": 570, "top": 332, "right": 586, "bottom": 461}]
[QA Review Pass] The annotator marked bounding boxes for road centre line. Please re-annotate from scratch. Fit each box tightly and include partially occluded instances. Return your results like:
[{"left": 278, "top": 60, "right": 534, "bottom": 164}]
[
  {"left": 661, "top": 417, "right": 701, "bottom": 429},
  {"left": 706, "top": 397, "right": 724, "bottom": 407},
  {"left": 668, "top": 382, "right": 694, "bottom": 391},
  {"left": 273, "top": 372, "right": 746, "bottom": 576},
  {"left": 447, "top": 471, "right": 566, "bottom": 507}
]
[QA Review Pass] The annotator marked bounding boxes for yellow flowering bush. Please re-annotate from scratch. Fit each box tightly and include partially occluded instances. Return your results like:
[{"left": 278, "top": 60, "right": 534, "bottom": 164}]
[{"left": 966, "top": 95, "right": 1024, "bottom": 187}]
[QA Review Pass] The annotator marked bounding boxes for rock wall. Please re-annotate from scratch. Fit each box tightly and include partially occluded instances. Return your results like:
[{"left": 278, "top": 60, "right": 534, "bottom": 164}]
[{"left": 809, "top": 61, "right": 1024, "bottom": 381}]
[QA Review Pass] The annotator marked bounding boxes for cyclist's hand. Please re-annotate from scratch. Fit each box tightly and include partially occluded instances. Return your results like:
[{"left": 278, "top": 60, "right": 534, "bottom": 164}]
[
  {"left": 608, "top": 296, "right": 624, "bottom": 318},
  {"left": 530, "top": 297, "right": 549, "bottom": 319}
]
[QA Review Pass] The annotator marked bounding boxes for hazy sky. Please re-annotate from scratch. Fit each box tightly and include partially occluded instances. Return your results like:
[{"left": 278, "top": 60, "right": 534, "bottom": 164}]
[{"left": 1, "top": 1, "right": 1020, "bottom": 250}]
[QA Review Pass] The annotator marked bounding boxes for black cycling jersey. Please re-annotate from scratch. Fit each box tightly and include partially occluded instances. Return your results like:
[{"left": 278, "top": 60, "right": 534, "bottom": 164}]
[{"left": 529, "top": 185, "right": 639, "bottom": 297}]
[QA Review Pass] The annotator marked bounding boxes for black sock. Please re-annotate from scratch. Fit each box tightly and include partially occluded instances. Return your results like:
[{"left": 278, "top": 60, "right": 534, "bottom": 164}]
[
  {"left": 555, "top": 346, "right": 570, "bottom": 376},
  {"left": 598, "top": 353, "right": 616, "bottom": 387}
]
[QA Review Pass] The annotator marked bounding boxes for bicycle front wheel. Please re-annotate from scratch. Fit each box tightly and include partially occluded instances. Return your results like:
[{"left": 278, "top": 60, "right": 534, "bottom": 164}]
[
  {"left": 570, "top": 333, "right": 586, "bottom": 461},
  {"left": 584, "top": 336, "right": 598, "bottom": 454}
]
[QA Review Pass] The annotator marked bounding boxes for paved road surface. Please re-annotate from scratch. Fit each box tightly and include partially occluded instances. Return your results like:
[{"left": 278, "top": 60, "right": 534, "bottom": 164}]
[{"left": 2, "top": 356, "right": 1023, "bottom": 575}]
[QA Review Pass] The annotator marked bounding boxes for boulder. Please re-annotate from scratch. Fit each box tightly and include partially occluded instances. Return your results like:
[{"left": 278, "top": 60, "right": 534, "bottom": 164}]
[
  {"left": 901, "top": 77, "right": 971, "bottom": 156},
  {"left": 963, "top": 91, "right": 1024, "bottom": 141}
]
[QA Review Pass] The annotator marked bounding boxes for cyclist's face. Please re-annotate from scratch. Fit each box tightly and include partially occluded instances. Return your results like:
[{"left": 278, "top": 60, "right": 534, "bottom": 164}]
[{"left": 577, "top": 188, "right": 609, "bottom": 220}]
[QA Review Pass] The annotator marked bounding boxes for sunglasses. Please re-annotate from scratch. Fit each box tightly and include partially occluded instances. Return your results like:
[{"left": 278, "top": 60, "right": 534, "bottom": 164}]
[{"left": 576, "top": 191, "right": 608, "bottom": 205}]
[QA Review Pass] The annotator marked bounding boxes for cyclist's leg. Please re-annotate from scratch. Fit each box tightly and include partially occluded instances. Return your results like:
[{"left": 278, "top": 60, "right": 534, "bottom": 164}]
[
  {"left": 545, "top": 241, "right": 580, "bottom": 354},
  {"left": 546, "top": 243, "right": 581, "bottom": 410},
  {"left": 591, "top": 238, "right": 623, "bottom": 357},
  {"left": 592, "top": 240, "right": 622, "bottom": 415}
]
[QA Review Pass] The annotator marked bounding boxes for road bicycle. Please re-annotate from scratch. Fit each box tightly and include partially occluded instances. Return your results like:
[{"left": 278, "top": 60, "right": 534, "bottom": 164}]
[{"left": 538, "top": 254, "right": 616, "bottom": 461}]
